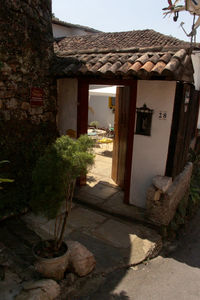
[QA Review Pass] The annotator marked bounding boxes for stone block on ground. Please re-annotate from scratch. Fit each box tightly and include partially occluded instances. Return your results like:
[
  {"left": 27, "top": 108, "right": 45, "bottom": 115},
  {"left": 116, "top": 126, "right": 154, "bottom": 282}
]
[
  {"left": 147, "top": 163, "right": 193, "bottom": 226},
  {"left": 67, "top": 231, "right": 125, "bottom": 274},
  {"left": 0, "top": 269, "right": 22, "bottom": 300},
  {"left": 16, "top": 279, "right": 60, "bottom": 300},
  {"left": 67, "top": 240, "right": 96, "bottom": 277},
  {"left": 152, "top": 175, "right": 172, "bottom": 193}
]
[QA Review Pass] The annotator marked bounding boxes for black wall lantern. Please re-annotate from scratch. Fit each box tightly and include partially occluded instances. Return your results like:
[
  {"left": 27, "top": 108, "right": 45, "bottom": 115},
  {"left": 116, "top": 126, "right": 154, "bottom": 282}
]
[{"left": 135, "top": 103, "right": 153, "bottom": 136}]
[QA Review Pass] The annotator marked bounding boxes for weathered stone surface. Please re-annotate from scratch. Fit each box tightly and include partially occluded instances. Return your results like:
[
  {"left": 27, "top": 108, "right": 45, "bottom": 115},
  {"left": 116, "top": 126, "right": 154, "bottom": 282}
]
[
  {"left": 68, "top": 206, "right": 106, "bottom": 231},
  {"left": 67, "top": 240, "right": 96, "bottom": 277},
  {"left": 16, "top": 279, "right": 60, "bottom": 300},
  {"left": 23, "top": 279, "right": 60, "bottom": 299},
  {"left": 6, "top": 98, "right": 18, "bottom": 110},
  {"left": 2, "top": 110, "right": 11, "bottom": 120},
  {"left": 0, "top": 0, "right": 56, "bottom": 124},
  {"left": 152, "top": 175, "right": 172, "bottom": 193},
  {"left": 0, "top": 269, "right": 22, "bottom": 300},
  {"left": 30, "top": 107, "right": 43, "bottom": 115},
  {"left": 147, "top": 163, "right": 193, "bottom": 226},
  {"left": 154, "top": 190, "right": 162, "bottom": 201},
  {"left": 93, "top": 219, "right": 162, "bottom": 264},
  {"left": 16, "top": 288, "right": 49, "bottom": 300},
  {"left": 21, "top": 102, "right": 30, "bottom": 111}
]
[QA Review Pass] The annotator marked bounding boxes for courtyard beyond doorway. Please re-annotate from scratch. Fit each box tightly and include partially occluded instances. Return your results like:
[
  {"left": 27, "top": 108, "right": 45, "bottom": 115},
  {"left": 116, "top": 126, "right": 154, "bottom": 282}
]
[{"left": 74, "top": 141, "right": 147, "bottom": 225}]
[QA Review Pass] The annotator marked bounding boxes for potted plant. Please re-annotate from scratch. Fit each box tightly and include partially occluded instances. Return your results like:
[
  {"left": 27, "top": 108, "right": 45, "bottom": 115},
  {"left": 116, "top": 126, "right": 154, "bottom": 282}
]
[
  {"left": 30, "top": 135, "right": 94, "bottom": 280},
  {"left": 89, "top": 121, "right": 99, "bottom": 129}
]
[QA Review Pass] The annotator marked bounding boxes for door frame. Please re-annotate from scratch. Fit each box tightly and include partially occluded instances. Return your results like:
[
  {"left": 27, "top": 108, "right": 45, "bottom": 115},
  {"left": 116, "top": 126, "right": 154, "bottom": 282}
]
[{"left": 77, "top": 77, "right": 137, "bottom": 204}]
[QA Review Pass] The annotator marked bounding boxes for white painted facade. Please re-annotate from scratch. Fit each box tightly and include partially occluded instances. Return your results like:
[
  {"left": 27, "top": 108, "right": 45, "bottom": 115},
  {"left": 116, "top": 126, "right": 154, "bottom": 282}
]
[
  {"left": 53, "top": 23, "right": 92, "bottom": 38},
  {"left": 88, "top": 86, "right": 116, "bottom": 128},
  {"left": 129, "top": 80, "right": 176, "bottom": 208},
  {"left": 57, "top": 78, "right": 177, "bottom": 209},
  {"left": 191, "top": 51, "right": 200, "bottom": 128},
  {"left": 57, "top": 78, "right": 78, "bottom": 136}
]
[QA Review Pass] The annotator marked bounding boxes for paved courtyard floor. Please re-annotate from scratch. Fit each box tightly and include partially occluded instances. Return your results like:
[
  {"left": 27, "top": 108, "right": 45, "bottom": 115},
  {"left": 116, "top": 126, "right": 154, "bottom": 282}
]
[
  {"left": 75, "top": 142, "right": 147, "bottom": 224},
  {"left": 0, "top": 202, "right": 162, "bottom": 300}
]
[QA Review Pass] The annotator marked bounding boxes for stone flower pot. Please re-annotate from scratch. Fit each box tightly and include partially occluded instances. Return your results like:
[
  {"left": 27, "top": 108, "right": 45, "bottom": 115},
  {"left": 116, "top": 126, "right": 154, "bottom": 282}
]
[{"left": 33, "top": 240, "right": 69, "bottom": 280}]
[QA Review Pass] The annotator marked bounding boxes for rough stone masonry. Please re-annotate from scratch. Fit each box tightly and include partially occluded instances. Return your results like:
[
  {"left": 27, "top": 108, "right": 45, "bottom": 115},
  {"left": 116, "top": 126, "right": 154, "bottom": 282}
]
[{"left": 0, "top": 0, "right": 56, "bottom": 124}]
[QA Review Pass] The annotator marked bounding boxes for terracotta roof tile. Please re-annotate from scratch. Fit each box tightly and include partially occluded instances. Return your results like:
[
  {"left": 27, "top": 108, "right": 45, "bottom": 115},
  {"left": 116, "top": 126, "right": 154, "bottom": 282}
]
[
  {"left": 52, "top": 29, "right": 194, "bottom": 81},
  {"left": 52, "top": 18, "right": 101, "bottom": 34},
  {"left": 55, "top": 29, "right": 189, "bottom": 52},
  {"left": 52, "top": 48, "right": 194, "bottom": 81}
]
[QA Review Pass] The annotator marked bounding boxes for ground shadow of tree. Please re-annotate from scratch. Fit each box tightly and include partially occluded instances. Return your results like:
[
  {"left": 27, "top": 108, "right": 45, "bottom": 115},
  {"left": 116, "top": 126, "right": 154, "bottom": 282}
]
[{"left": 165, "top": 209, "right": 200, "bottom": 269}]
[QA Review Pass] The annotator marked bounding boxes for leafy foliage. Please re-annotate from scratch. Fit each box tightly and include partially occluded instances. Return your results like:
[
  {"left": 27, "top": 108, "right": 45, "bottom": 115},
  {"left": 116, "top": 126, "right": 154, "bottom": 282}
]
[
  {"left": 31, "top": 135, "right": 94, "bottom": 220},
  {"left": 164, "top": 149, "right": 200, "bottom": 238},
  {"left": 0, "top": 120, "right": 58, "bottom": 217},
  {"left": 30, "top": 134, "right": 94, "bottom": 250},
  {"left": 89, "top": 121, "right": 99, "bottom": 128},
  {"left": 0, "top": 161, "right": 14, "bottom": 190},
  {"left": 188, "top": 148, "right": 200, "bottom": 207}
]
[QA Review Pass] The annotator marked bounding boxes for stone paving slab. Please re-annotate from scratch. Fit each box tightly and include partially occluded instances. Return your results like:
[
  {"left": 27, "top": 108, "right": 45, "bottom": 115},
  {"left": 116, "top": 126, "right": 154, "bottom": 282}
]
[
  {"left": 76, "top": 183, "right": 119, "bottom": 200},
  {"left": 0, "top": 204, "right": 162, "bottom": 300},
  {"left": 75, "top": 188, "right": 147, "bottom": 223},
  {"left": 65, "top": 231, "right": 125, "bottom": 274},
  {"left": 93, "top": 219, "right": 162, "bottom": 265},
  {"left": 0, "top": 218, "right": 42, "bottom": 300},
  {"left": 23, "top": 206, "right": 107, "bottom": 240},
  {"left": 101, "top": 192, "right": 146, "bottom": 222},
  {"left": 24, "top": 204, "right": 162, "bottom": 272},
  {"left": 74, "top": 188, "right": 105, "bottom": 205},
  {"left": 68, "top": 207, "right": 106, "bottom": 230}
]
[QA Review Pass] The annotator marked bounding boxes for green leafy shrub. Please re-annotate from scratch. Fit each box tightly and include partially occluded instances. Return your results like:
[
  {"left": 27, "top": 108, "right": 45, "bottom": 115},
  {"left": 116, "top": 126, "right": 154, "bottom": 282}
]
[
  {"left": 0, "top": 120, "right": 58, "bottom": 218},
  {"left": 89, "top": 121, "right": 99, "bottom": 128},
  {"left": 0, "top": 160, "right": 14, "bottom": 190},
  {"left": 164, "top": 149, "right": 200, "bottom": 238},
  {"left": 188, "top": 149, "right": 200, "bottom": 206},
  {"left": 30, "top": 134, "right": 94, "bottom": 250}
]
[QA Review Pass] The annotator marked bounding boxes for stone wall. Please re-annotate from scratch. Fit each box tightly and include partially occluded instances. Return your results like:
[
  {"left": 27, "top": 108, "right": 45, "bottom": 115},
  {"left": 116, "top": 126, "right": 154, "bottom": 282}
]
[
  {"left": 146, "top": 163, "right": 193, "bottom": 226},
  {"left": 0, "top": 0, "right": 56, "bottom": 123}
]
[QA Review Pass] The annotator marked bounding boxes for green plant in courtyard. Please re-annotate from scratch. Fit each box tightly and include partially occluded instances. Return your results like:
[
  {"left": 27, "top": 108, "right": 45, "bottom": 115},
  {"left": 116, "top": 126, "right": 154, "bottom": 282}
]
[
  {"left": 0, "top": 160, "right": 14, "bottom": 190},
  {"left": 164, "top": 149, "right": 200, "bottom": 238},
  {"left": 89, "top": 120, "right": 99, "bottom": 128},
  {"left": 30, "top": 134, "right": 94, "bottom": 251},
  {"left": 0, "top": 120, "right": 58, "bottom": 218},
  {"left": 189, "top": 148, "right": 200, "bottom": 206}
]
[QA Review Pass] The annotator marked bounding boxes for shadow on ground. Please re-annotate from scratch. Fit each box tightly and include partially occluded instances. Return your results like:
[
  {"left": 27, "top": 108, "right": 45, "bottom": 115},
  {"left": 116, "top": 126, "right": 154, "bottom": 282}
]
[
  {"left": 1, "top": 207, "right": 200, "bottom": 299},
  {"left": 167, "top": 209, "right": 200, "bottom": 269}
]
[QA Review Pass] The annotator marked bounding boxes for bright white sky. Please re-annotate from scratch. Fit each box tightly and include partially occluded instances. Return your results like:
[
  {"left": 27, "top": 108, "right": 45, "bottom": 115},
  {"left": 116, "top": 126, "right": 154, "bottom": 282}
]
[{"left": 52, "top": 0, "right": 200, "bottom": 42}]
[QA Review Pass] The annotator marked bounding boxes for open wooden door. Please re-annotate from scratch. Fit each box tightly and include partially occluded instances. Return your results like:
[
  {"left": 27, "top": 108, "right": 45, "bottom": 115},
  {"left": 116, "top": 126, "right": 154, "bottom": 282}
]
[
  {"left": 166, "top": 83, "right": 200, "bottom": 179},
  {"left": 112, "top": 86, "right": 130, "bottom": 189}
]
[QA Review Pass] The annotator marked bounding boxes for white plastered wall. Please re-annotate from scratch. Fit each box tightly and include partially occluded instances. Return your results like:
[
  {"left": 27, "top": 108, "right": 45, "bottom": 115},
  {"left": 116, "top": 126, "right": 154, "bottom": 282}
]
[
  {"left": 53, "top": 24, "right": 90, "bottom": 38},
  {"left": 88, "top": 94, "right": 115, "bottom": 128},
  {"left": 129, "top": 80, "right": 176, "bottom": 208},
  {"left": 191, "top": 52, "right": 200, "bottom": 128},
  {"left": 57, "top": 78, "right": 78, "bottom": 136}
]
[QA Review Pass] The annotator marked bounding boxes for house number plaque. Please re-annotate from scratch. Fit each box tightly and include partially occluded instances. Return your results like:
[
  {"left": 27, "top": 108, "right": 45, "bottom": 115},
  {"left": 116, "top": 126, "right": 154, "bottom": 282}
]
[{"left": 159, "top": 111, "right": 167, "bottom": 120}]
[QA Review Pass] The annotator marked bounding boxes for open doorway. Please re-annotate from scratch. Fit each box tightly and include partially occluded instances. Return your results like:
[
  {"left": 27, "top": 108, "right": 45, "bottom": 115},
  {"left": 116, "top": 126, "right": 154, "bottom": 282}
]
[
  {"left": 76, "top": 79, "right": 138, "bottom": 206},
  {"left": 87, "top": 84, "right": 117, "bottom": 190},
  {"left": 75, "top": 79, "right": 137, "bottom": 206}
]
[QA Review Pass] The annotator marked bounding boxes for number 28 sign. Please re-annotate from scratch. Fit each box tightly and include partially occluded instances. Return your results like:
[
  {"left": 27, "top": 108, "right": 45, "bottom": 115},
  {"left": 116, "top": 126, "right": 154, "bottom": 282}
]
[{"left": 159, "top": 111, "right": 167, "bottom": 120}]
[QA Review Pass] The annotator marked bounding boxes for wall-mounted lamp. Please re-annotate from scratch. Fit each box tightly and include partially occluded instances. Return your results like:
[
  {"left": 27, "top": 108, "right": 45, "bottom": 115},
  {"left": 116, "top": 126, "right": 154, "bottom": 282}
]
[{"left": 135, "top": 103, "right": 153, "bottom": 136}]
